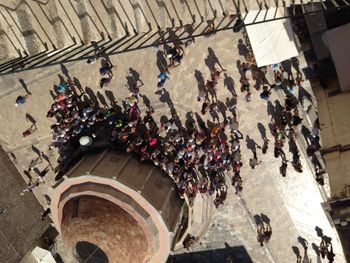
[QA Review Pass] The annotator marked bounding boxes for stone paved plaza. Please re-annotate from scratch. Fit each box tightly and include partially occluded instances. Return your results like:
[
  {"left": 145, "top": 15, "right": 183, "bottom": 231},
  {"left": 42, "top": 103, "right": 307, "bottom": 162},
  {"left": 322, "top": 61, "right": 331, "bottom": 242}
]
[{"left": 0, "top": 29, "right": 346, "bottom": 263}]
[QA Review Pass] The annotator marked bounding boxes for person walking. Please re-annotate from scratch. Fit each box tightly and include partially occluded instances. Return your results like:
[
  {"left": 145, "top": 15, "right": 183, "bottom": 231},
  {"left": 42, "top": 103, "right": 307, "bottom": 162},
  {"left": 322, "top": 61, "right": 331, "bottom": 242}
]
[
  {"left": 257, "top": 226, "right": 265, "bottom": 246},
  {"left": 263, "top": 224, "right": 272, "bottom": 243},
  {"left": 15, "top": 93, "right": 32, "bottom": 106},
  {"left": 249, "top": 151, "right": 261, "bottom": 169},
  {"left": 260, "top": 86, "right": 271, "bottom": 100},
  {"left": 157, "top": 71, "right": 169, "bottom": 92},
  {"left": 22, "top": 124, "right": 38, "bottom": 137}
]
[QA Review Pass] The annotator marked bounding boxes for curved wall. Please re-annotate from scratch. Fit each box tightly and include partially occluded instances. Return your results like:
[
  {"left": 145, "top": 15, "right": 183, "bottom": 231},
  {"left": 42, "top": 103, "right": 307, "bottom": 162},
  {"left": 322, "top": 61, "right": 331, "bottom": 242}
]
[
  {"left": 51, "top": 176, "right": 171, "bottom": 263},
  {"left": 62, "top": 196, "right": 149, "bottom": 263}
]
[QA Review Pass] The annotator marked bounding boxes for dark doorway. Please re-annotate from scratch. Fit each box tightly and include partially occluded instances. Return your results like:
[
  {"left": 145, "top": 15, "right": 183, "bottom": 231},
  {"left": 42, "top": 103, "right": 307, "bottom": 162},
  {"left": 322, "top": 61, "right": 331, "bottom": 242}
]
[{"left": 75, "top": 241, "right": 108, "bottom": 263}]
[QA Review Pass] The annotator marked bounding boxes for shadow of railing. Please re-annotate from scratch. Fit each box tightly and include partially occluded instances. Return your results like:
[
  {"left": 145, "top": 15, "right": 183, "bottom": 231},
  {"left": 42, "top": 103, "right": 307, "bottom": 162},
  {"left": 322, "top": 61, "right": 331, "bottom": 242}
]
[
  {"left": 87, "top": 0, "right": 111, "bottom": 38},
  {"left": 67, "top": 0, "right": 103, "bottom": 40},
  {"left": 0, "top": 8, "right": 27, "bottom": 53},
  {"left": 100, "top": 0, "right": 130, "bottom": 35},
  {"left": 36, "top": 0, "right": 75, "bottom": 44},
  {"left": 5, "top": 4, "right": 46, "bottom": 51},
  {"left": 57, "top": 0, "right": 84, "bottom": 44},
  {"left": 128, "top": 0, "right": 152, "bottom": 30}
]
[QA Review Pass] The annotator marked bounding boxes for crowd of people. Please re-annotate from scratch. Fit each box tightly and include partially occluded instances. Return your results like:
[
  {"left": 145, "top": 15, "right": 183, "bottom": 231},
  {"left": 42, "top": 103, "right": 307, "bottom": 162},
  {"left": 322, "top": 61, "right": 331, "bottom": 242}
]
[
  {"left": 43, "top": 34, "right": 322, "bottom": 210},
  {"left": 45, "top": 43, "right": 243, "bottom": 208}
]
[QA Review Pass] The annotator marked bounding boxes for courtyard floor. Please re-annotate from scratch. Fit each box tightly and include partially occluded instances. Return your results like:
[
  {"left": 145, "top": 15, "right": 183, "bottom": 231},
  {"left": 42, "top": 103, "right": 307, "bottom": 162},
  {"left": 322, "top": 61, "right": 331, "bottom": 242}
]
[{"left": 0, "top": 29, "right": 345, "bottom": 263}]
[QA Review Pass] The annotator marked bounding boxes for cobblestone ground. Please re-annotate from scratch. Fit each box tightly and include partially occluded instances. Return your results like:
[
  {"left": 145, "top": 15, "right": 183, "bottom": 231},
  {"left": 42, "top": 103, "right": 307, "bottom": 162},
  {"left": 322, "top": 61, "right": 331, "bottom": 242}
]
[{"left": 0, "top": 29, "right": 346, "bottom": 263}]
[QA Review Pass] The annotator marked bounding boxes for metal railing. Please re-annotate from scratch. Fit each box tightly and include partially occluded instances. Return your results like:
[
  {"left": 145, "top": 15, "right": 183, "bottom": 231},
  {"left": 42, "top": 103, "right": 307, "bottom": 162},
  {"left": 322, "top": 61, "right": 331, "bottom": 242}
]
[{"left": 0, "top": 0, "right": 348, "bottom": 76}]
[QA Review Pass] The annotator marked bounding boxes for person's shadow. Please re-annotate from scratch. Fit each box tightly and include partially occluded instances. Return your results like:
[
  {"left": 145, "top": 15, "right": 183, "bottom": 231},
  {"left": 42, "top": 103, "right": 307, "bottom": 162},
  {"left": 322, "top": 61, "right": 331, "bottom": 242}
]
[
  {"left": 23, "top": 170, "right": 33, "bottom": 183},
  {"left": 205, "top": 47, "right": 225, "bottom": 71},
  {"left": 246, "top": 135, "right": 261, "bottom": 154},
  {"left": 140, "top": 94, "right": 154, "bottom": 112},
  {"left": 274, "top": 100, "right": 283, "bottom": 121},
  {"left": 126, "top": 75, "right": 136, "bottom": 89},
  {"left": 26, "top": 114, "right": 37, "bottom": 128},
  {"left": 85, "top": 87, "right": 98, "bottom": 106},
  {"left": 19, "top": 78, "right": 31, "bottom": 94},
  {"left": 257, "top": 122, "right": 267, "bottom": 140},
  {"left": 195, "top": 112, "right": 207, "bottom": 130},
  {"left": 291, "top": 57, "right": 302, "bottom": 75},
  {"left": 159, "top": 89, "right": 174, "bottom": 110},
  {"left": 129, "top": 67, "right": 143, "bottom": 85},
  {"left": 260, "top": 213, "right": 271, "bottom": 226},
  {"left": 298, "top": 236, "right": 308, "bottom": 250},
  {"left": 104, "top": 90, "right": 117, "bottom": 107},
  {"left": 237, "top": 39, "right": 249, "bottom": 58},
  {"left": 60, "top": 63, "right": 71, "bottom": 82},
  {"left": 217, "top": 100, "right": 227, "bottom": 120},
  {"left": 156, "top": 50, "right": 168, "bottom": 72},
  {"left": 41, "top": 151, "right": 53, "bottom": 170},
  {"left": 267, "top": 101, "right": 275, "bottom": 122},
  {"left": 185, "top": 112, "right": 197, "bottom": 131},
  {"left": 73, "top": 77, "right": 85, "bottom": 94},
  {"left": 298, "top": 84, "right": 313, "bottom": 109},
  {"left": 254, "top": 214, "right": 264, "bottom": 228},
  {"left": 194, "top": 70, "right": 205, "bottom": 92},
  {"left": 301, "top": 125, "right": 313, "bottom": 146},
  {"left": 97, "top": 91, "right": 109, "bottom": 108},
  {"left": 288, "top": 136, "right": 298, "bottom": 154},
  {"left": 292, "top": 246, "right": 301, "bottom": 261},
  {"left": 49, "top": 90, "right": 56, "bottom": 100},
  {"left": 223, "top": 73, "right": 237, "bottom": 96}
]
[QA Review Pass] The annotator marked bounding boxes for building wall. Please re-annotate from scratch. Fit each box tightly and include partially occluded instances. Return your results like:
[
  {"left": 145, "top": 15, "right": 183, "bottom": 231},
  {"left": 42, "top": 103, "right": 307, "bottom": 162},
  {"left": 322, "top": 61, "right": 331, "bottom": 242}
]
[{"left": 313, "top": 79, "right": 350, "bottom": 198}]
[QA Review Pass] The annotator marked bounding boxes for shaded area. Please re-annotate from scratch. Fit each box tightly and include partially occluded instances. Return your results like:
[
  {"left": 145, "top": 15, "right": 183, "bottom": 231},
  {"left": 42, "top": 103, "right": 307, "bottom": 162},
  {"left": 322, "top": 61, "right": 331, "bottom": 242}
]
[{"left": 167, "top": 245, "right": 253, "bottom": 263}]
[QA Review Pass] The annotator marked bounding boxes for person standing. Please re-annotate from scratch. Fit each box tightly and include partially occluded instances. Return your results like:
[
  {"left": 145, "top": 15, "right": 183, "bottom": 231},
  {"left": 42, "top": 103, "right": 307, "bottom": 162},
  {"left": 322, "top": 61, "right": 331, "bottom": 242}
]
[
  {"left": 157, "top": 71, "right": 169, "bottom": 92},
  {"left": 249, "top": 151, "right": 261, "bottom": 169},
  {"left": 22, "top": 124, "right": 37, "bottom": 137},
  {"left": 15, "top": 93, "right": 32, "bottom": 107}
]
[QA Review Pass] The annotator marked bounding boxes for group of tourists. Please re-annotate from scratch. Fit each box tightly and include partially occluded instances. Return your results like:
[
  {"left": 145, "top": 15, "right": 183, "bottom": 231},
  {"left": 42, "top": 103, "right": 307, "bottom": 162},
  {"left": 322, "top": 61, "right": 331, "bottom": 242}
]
[
  {"left": 43, "top": 34, "right": 315, "bottom": 211},
  {"left": 44, "top": 44, "right": 238, "bottom": 208}
]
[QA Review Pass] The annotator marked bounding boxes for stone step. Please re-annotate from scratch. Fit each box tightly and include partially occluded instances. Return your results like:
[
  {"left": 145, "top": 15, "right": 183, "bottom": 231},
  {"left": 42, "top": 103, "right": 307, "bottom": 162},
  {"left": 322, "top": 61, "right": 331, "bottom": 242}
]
[
  {"left": 169, "top": 0, "right": 194, "bottom": 26},
  {"left": 0, "top": 4, "right": 39, "bottom": 56},
  {"left": 0, "top": 9, "right": 19, "bottom": 62},
  {"left": 0, "top": 0, "right": 231, "bottom": 65},
  {"left": 133, "top": 0, "right": 161, "bottom": 30},
  {"left": 204, "top": 0, "right": 220, "bottom": 19},
  {"left": 186, "top": 0, "right": 206, "bottom": 22},
  {"left": 119, "top": 0, "right": 141, "bottom": 34},
  {"left": 224, "top": 0, "right": 240, "bottom": 15},
  {"left": 45, "top": 0, "right": 77, "bottom": 49},
  {"left": 25, "top": 1, "right": 61, "bottom": 50},
  {"left": 148, "top": 0, "right": 172, "bottom": 29},
  {"left": 68, "top": 0, "right": 102, "bottom": 44},
  {"left": 17, "top": 2, "right": 64, "bottom": 54},
  {"left": 90, "top": 1, "right": 118, "bottom": 39}
]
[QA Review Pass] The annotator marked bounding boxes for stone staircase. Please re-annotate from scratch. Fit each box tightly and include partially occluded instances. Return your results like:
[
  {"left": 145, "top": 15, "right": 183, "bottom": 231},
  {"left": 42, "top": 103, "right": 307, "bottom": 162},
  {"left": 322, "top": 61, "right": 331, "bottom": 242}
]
[{"left": 0, "top": 0, "right": 320, "bottom": 69}]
